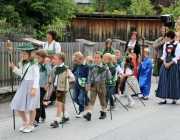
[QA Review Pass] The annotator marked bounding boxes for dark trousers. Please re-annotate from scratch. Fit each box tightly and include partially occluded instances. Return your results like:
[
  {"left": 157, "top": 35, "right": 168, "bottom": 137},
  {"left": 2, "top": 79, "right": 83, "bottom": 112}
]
[
  {"left": 157, "top": 58, "right": 163, "bottom": 76},
  {"left": 85, "top": 93, "right": 89, "bottom": 106},
  {"left": 35, "top": 88, "right": 46, "bottom": 122},
  {"left": 105, "top": 86, "right": 115, "bottom": 107},
  {"left": 49, "top": 91, "right": 56, "bottom": 102}
]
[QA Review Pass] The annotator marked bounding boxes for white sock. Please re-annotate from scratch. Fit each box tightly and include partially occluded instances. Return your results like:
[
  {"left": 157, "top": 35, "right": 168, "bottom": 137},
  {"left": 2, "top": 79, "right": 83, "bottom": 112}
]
[
  {"left": 127, "top": 94, "right": 134, "bottom": 104},
  {"left": 55, "top": 117, "right": 60, "bottom": 123},
  {"left": 173, "top": 99, "right": 177, "bottom": 102},
  {"left": 101, "top": 109, "right": 106, "bottom": 112},
  {"left": 61, "top": 111, "right": 69, "bottom": 118},
  {"left": 87, "top": 110, "right": 92, "bottom": 114},
  {"left": 161, "top": 99, "right": 166, "bottom": 102}
]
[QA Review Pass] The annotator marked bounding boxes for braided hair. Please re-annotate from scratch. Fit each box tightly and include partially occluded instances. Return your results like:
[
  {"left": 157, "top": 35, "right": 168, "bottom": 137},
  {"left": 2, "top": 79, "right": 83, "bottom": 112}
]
[{"left": 125, "top": 56, "right": 134, "bottom": 70}]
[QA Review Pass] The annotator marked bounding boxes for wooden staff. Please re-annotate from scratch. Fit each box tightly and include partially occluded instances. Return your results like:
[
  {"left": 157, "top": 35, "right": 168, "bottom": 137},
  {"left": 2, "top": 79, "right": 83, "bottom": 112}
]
[
  {"left": 105, "top": 64, "right": 112, "bottom": 120},
  {"left": 138, "top": 37, "right": 149, "bottom": 61},
  {"left": 7, "top": 40, "right": 15, "bottom": 130},
  {"left": 62, "top": 66, "right": 68, "bottom": 128}
]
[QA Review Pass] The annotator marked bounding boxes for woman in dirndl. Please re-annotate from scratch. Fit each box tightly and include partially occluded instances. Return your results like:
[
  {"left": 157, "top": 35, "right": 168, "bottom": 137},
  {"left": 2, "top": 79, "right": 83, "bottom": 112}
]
[
  {"left": 43, "top": 30, "right": 61, "bottom": 105},
  {"left": 156, "top": 30, "right": 180, "bottom": 104},
  {"left": 122, "top": 56, "right": 141, "bottom": 107},
  {"left": 9, "top": 45, "right": 40, "bottom": 133}
]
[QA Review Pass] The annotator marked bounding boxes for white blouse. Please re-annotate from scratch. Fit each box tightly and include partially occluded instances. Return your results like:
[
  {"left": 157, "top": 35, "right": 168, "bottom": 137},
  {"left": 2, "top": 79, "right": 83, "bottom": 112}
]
[
  {"left": 125, "top": 68, "right": 133, "bottom": 75},
  {"left": 161, "top": 41, "right": 180, "bottom": 64},
  {"left": 128, "top": 40, "right": 136, "bottom": 48},
  {"left": 116, "top": 65, "right": 123, "bottom": 78},
  {"left": 13, "top": 63, "right": 39, "bottom": 89},
  {"left": 43, "top": 40, "right": 61, "bottom": 53}
]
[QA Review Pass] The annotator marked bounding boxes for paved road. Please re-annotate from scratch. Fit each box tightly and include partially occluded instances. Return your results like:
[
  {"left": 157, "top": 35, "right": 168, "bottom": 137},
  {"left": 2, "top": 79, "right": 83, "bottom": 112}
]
[{"left": 1, "top": 77, "right": 180, "bottom": 140}]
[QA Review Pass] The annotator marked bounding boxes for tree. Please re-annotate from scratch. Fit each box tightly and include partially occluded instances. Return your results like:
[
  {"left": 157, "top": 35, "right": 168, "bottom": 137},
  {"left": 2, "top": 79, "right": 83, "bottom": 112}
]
[
  {"left": 104, "top": 0, "right": 131, "bottom": 12},
  {"left": 83, "top": 6, "right": 95, "bottom": 14},
  {"left": 130, "top": 0, "right": 155, "bottom": 15},
  {"left": 160, "top": 0, "right": 180, "bottom": 20},
  {"left": 112, "top": 10, "right": 126, "bottom": 15},
  {"left": 153, "top": 0, "right": 176, "bottom": 14},
  {"left": 91, "top": 0, "right": 131, "bottom": 12},
  {"left": 0, "top": 0, "right": 76, "bottom": 36}
]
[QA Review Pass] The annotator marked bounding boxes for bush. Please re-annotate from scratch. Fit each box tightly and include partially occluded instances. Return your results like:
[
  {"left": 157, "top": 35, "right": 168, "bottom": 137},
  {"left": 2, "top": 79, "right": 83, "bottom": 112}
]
[
  {"left": 83, "top": 6, "right": 95, "bottom": 14},
  {"left": 112, "top": 10, "right": 126, "bottom": 15}
]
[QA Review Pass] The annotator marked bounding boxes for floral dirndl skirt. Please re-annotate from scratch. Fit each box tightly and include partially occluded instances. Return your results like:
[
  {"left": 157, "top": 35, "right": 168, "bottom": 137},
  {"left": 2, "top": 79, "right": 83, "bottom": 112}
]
[{"left": 124, "top": 75, "right": 141, "bottom": 95}]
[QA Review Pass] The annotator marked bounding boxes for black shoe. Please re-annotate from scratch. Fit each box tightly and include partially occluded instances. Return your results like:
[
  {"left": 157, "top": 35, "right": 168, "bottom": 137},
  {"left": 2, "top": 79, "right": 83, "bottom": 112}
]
[
  {"left": 84, "top": 112, "right": 91, "bottom": 121},
  {"left": 99, "top": 111, "right": 106, "bottom": 119},
  {"left": 159, "top": 100, "right": 167, "bottom": 105},
  {"left": 49, "top": 101, "right": 54, "bottom": 106},
  {"left": 59, "top": 117, "right": 70, "bottom": 124},
  {"left": 50, "top": 121, "right": 59, "bottom": 128},
  {"left": 172, "top": 101, "right": 177, "bottom": 104},
  {"left": 155, "top": 90, "right": 157, "bottom": 92},
  {"left": 33, "top": 120, "right": 38, "bottom": 127},
  {"left": 140, "top": 96, "right": 144, "bottom": 99},
  {"left": 143, "top": 97, "right": 148, "bottom": 100}
]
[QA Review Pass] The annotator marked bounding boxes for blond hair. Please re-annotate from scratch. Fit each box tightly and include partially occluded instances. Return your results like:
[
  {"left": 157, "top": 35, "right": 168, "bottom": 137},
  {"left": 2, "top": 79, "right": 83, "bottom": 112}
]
[
  {"left": 112, "top": 55, "right": 117, "bottom": 64},
  {"left": 103, "top": 53, "right": 112, "bottom": 61},
  {"left": 85, "top": 56, "right": 93, "bottom": 65},
  {"left": 115, "top": 50, "right": 120, "bottom": 54},
  {"left": 144, "top": 48, "right": 150, "bottom": 55},
  {"left": 94, "top": 51, "right": 103, "bottom": 58},
  {"left": 72, "top": 51, "right": 84, "bottom": 62},
  {"left": 176, "top": 32, "right": 180, "bottom": 41},
  {"left": 162, "top": 27, "right": 169, "bottom": 31},
  {"left": 19, "top": 50, "right": 35, "bottom": 68},
  {"left": 55, "top": 52, "right": 65, "bottom": 62}
]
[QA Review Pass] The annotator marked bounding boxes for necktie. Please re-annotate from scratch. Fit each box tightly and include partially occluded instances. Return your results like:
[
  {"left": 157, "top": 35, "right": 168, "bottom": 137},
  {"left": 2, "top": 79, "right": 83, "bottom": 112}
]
[{"left": 39, "top": 64, "right": 46, "bottom": 72}]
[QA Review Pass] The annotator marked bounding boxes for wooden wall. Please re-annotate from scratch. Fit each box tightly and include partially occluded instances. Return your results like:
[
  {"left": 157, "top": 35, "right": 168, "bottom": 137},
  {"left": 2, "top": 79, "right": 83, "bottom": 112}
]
[{"left": 67, "top": 18, "right": 164, "bottom": 42}]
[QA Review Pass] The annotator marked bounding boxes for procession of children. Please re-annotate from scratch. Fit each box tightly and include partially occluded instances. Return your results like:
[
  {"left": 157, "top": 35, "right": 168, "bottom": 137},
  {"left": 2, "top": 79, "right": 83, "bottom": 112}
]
[{"left": 9, "top": 29, "right": 180, "bottom": 133}]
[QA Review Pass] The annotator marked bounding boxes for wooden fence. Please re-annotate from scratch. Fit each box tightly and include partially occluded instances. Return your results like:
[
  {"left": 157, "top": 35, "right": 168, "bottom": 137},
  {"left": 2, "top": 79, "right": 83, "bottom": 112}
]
[{"left": 0, "top": 41, "right": 155, "bottom": 87}]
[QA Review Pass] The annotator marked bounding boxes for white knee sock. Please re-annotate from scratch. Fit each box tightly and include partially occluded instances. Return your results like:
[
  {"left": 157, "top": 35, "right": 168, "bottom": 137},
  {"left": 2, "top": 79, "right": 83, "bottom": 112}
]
[
  {"left": 127, "top": 94, "right": 134, "bottom": 104},
  {"left": 61, "top": 111, "right": 69, "bottom": 118}
]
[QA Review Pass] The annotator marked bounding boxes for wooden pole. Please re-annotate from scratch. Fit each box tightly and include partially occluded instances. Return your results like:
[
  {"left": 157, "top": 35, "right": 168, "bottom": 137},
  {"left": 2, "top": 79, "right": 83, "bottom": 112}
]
[{"left": 7, "top": 40, "right": 15, "bottom": 130}]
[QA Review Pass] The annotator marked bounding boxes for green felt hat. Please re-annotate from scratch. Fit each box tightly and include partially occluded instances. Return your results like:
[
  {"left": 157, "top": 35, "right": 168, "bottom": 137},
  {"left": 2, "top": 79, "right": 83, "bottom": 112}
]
[{"left": 17, "top": 45, "right": 38, "bottom": 50}]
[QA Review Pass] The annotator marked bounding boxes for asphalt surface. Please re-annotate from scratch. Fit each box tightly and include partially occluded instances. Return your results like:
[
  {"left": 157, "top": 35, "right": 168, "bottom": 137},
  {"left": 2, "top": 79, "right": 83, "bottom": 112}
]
[{"left": 0, "top": 77, "right": 180, "bottom": 140}]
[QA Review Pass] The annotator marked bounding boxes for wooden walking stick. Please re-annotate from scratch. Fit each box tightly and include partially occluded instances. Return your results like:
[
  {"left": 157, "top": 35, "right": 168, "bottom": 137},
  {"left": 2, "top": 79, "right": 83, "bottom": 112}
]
[
  {"left": 7, "top": 40, "right": 15, "bottom": 130},
  {"left": 62, "top": 66, "right": 68, "bottom": 128}
]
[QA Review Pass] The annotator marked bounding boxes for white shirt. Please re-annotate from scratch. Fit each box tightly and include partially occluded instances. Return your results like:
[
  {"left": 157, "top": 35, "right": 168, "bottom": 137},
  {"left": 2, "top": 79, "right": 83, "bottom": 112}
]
[
  {"left": 161, "top": 41, "right": 180, "bottom": 64},
  {"left": 43, "top": 40, "right": 61, "bottom": 53},
  {"left": 128, "top": 40, "right": 136, "bottom": 48},
  {"left": 54, "top": 63, "right": 64, "bottom": 86},
  {"left": 125, "top": 68, "right": 133, "bottom": 75},
  {"left": 116, "top": 65, "right": 123, "bottom": 78},
  {"left": 13, "top": 63, "right": 39, "bottom": 89}
]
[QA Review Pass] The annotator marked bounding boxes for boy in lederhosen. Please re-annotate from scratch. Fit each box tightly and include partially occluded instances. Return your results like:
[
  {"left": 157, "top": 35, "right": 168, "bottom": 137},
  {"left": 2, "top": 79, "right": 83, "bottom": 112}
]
[{"left": 84, "top": 51, "right": 111, "bottom": 121}]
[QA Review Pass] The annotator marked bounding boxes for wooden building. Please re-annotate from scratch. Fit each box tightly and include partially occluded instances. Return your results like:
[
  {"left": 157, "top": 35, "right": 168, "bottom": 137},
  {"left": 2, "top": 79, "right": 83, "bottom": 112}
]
[{"left": 67, "top": 14, "right": 165, "bottom": 42}]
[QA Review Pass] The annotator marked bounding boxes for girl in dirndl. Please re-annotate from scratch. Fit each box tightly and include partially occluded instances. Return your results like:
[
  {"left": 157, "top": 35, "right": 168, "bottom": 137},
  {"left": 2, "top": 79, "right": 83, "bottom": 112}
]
[
  {"left": 156, "top": 31, "right": 180, "bottom": 104},
  {"left": 9, "top": 45, "right": 40, "bottom": 133},
  {"left": 122, "top": 56, "right": 141, "bottom": 107}
]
